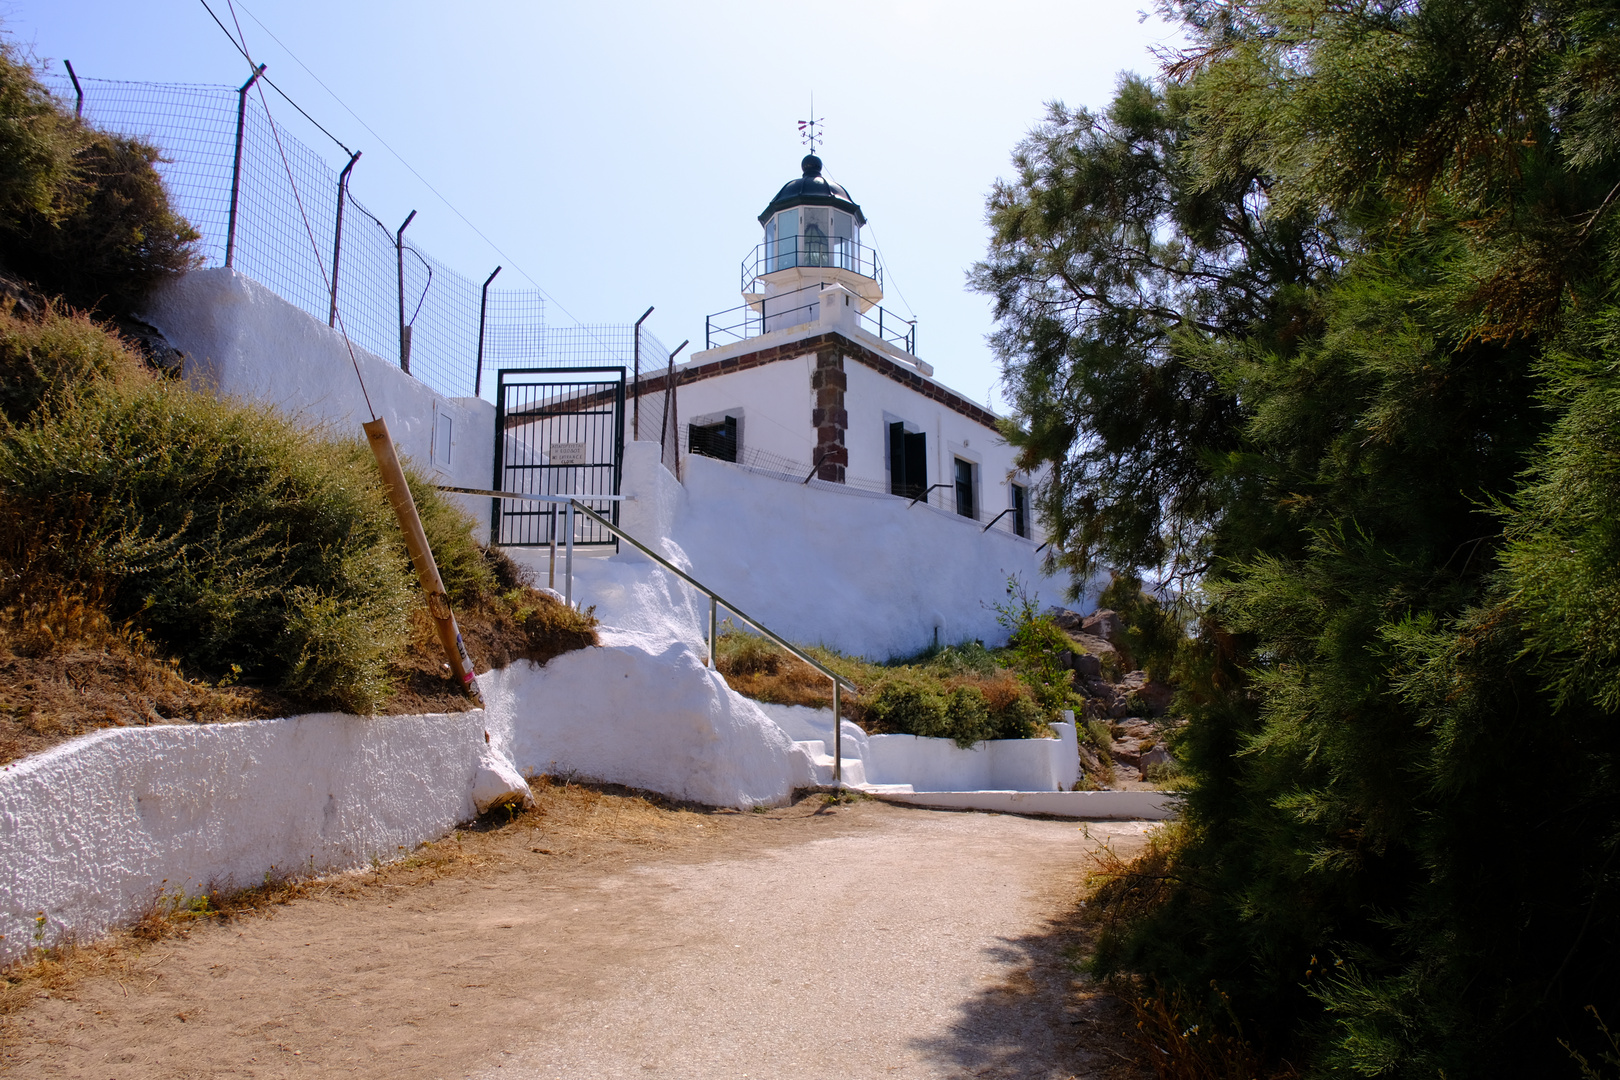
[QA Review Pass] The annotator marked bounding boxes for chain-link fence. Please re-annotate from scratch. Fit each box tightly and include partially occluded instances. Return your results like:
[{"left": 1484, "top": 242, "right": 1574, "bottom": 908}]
[{"left": 43, "top": 70, "right": 665, "bottom": 408}]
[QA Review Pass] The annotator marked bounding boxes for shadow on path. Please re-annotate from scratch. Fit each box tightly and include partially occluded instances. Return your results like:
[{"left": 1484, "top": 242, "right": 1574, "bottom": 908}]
[{"left": 909, "top": 883, "right": 1151, "bottom": 1080}]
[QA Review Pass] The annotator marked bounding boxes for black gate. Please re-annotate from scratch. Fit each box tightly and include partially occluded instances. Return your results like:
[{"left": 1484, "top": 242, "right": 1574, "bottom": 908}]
[{"left": 492, "top": 367, "right": 626, "bottom": 548}]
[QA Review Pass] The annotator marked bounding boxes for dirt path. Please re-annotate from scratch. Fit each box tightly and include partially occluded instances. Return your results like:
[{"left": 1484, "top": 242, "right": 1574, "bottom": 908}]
[{"left": 3, "top": 788, "right": 1153, "bottom": 1079}]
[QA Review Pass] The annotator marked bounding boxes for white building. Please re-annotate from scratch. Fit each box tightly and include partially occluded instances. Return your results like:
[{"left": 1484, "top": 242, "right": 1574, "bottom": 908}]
[{"left": 650, "top": 153, "right": 1041, "bottom": 541}]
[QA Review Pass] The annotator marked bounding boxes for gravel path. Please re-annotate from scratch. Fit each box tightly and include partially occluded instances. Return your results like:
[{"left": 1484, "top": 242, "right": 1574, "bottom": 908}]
[{"left": 5, "top": 795, "right": 1153, "bottom": 1079}]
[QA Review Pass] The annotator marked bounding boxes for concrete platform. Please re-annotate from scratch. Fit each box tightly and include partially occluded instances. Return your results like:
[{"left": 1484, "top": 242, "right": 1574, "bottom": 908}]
[{"left": 867, "top": 788, "right": 1177, "bottom": 820}]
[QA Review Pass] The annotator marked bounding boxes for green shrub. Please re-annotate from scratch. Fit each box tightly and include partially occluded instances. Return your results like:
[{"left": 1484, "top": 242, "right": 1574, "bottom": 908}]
[
  {"left": 992, "top": 576, "right": 1078, "bottom": 717},
  {"left": 989, "top": 692, "right": 1046, "bottom": 740},
  {"left": 405, "top": 468, "right": 492, "bottom": 605},
  {"left": 0, "top": 42, "right": 198, "bottom": 314},
  {"left": 0, "top": 303, "right": 146, "bottom": 423},
  {"left": 0, "top": 368, "right": 422, "bottom": 712},
  {"left": 864, "top": 675, "right": 949, "bottom": 738},
  {"left": 864, "top": 675, "right": 1001, "bottom": 748}
]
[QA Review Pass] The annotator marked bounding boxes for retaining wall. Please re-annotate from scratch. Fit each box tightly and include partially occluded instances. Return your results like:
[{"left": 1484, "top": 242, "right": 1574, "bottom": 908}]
[{"left": 0, "top": 709, "right": 494, "bottom": 967}]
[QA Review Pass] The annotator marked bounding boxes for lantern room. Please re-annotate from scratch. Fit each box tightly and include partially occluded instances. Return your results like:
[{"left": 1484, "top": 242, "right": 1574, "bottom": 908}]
[{"left": 743, "top": 154, "right": 884, "bottom": 314}]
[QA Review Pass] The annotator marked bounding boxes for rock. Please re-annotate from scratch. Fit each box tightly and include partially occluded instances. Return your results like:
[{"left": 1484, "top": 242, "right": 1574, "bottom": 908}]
[
  {"left": 471, "top": 747, "right": 533, "bottom": 814},
  {"left": 1140, "top": 746, "right": 1175, "bottom": 775},
  {"left": 1139, "top": 680, "right": 1174, "bottom": 716},
  {"left": 1046, "top": 607, "right": 1086, "bottom": 633},
  {"left": 1071, "top": 653, "right": 1102, "bottom": 680},
  {"left": 1082, "top": 609, "right": 1124, "bottom": 646},
  {"left": 110, "top": 315, "right": 187, "bottom": 376}
]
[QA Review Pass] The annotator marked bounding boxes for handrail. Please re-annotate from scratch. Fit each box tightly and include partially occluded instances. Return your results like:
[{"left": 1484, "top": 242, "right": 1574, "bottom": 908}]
[{"left": 438, "top": 484, "right": 859, "bottom": 785}]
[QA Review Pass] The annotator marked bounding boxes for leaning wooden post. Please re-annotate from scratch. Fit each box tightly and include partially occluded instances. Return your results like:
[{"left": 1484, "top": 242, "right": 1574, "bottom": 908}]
[{"left": 364, "top": 416, "right": 481, "bottom": 701}]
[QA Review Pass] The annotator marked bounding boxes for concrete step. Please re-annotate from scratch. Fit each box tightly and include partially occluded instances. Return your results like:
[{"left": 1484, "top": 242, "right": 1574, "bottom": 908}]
[{"left": 792, "top": 740, "right": 869, "bottom": 787}]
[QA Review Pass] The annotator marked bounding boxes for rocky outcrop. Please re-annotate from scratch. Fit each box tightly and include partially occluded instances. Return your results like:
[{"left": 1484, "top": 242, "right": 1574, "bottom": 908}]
[{"left": 1049, "top": 605, "right": 1181, "bottom": 787}]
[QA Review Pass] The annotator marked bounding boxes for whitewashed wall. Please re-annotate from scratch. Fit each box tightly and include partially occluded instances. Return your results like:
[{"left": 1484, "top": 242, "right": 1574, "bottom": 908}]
[
  {"left": 675, "top": 354, "right": 817, "bottom": 466},
  {"left": 142, "top": 268, "right": 496, "bottom": 534},
  {"left": 591, "top": 442, "right": 1065, "bottom": 660}
]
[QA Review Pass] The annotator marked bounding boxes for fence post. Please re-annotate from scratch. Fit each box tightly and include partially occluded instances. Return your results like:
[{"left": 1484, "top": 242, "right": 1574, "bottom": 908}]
[
  {"left": 225, "top": 63, "right": 267, "bottom": 270},
  {"left": 658, "top": 340, "right": 688, "bottom": 478},
  {"left": 63, "top": 60, "right": 84, "bottom": 119},
  {"left": 833, "top": 680, "right": 843, "bottom": 786},
  {"left": 328, "top": 150, "right": 361, "bottom": 327},
  {"left": 395, "top": 209, "right": 417, "bottom": 373},
  {"left": 475, "top": 265, "right": 501, "bottom": 397},
  {"left": 632, "top": 306, "right": 654, "bottom": 440},
  {"left": 564, "top": 500, "right": 576, "bottom": 608},
  {"left": 708, "top": 597, "right": 717, "bottom": 668}
]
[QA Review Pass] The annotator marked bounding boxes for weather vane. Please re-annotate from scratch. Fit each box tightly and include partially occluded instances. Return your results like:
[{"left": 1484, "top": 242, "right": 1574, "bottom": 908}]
[{"left": 798, "top": 103, "right": 824, "bottom": 154}]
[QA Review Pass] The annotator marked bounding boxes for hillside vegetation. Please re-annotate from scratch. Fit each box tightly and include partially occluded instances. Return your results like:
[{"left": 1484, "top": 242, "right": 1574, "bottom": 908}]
[
  {"left": 976, "top": 0, "right": 1620, "bottom": 1075},
  {"left": 0, "top": 44, "right": 594, "bottom": 765}
]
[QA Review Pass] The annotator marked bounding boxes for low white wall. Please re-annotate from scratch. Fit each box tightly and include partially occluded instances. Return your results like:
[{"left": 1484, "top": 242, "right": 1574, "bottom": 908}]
[
  {"left": 864, "top": 722, "right": 1079, "bottom": 793},
  {"left": 0, "top": 709, "right": 493, "bottom": 967},
  {"left": 489, "top": 645, "right": 808, "bottom": 808},
  {"left": 0, "top": 650, "right": 813, "bottom": 968},
  {"left": 875, "top": 789, "right": 1176, "bottom": 820},
  {"left": 142, "top": 268, "right": 496, "bottom": 533}
]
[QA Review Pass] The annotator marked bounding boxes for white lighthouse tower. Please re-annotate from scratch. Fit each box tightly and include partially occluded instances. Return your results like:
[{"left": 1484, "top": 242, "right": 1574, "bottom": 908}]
[{"left": 746, "top": 153, "right": 884, "bottom": 333}]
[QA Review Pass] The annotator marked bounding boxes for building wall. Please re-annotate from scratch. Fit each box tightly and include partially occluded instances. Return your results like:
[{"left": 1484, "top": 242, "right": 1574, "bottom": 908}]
[
  {"left": 842, "top": 359, "right": 1033, "bottom": 524},
  {"left": 658, "top": 446, "right": 1053, "bottom": 660},
  {"left": 142, "top": 268, "right": 496, "bottom": 535},
  {"left": 671, "top": 351, "right": 818, "bottom": 467}
]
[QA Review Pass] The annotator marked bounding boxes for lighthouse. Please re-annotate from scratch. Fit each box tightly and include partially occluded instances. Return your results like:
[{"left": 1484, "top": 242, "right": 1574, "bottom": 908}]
[{"left": 746, "top": 153, "right": 884, "bottom": 333}]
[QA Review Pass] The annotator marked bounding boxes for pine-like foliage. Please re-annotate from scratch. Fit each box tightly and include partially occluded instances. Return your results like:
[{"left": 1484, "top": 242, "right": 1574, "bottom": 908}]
[{"left": 977, "top": 1, "right": 1620, "bottom": 1074}]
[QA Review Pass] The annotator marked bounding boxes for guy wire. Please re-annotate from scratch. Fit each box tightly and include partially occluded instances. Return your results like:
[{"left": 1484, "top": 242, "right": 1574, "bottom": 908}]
[{"left": 218, "top": 0, "right": 376, "bottom": 420}]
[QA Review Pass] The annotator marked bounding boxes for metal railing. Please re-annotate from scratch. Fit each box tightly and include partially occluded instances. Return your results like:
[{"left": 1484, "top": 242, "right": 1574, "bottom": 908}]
[
  {"left": 439, "top": 485, "right": 860, "bottom": 784},
  {"left": 706, "top": 280, "right": 918, "bottom": 355},
  {"left": 741, "top": 235, "right": 882, "bottom": 290}
]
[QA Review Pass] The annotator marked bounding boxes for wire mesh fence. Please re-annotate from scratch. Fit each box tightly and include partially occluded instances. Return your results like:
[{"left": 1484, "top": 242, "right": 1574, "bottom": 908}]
[{"left": 41, "top": 69, "right": 658, "bottom": 405}]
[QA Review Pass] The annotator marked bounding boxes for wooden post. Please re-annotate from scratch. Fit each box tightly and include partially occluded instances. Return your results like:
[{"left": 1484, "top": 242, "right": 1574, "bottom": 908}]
[{"left": 363, "top": 416, "right": 481, "bottom": 701}]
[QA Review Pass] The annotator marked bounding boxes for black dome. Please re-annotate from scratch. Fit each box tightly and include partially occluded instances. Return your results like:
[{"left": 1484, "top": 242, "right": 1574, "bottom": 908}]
[{"left": 758, "top": 154, "right": 867, "bottom": 227}]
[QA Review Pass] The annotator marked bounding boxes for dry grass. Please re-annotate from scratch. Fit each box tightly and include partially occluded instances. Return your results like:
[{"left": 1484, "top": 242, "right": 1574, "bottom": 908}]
[
  {"left": 0, "top": 590, "right": 296, "bottom": 765},
  {"left": 1072, "top": 824, "right": 1295, "bottom": 1080},
  {"left": 1121, "top": 984, "right": 1299, "bottom": 1080},
  {"left": 381, "top": 588, "right": 599, "bottom": 714},
  {"left": 0, "top": 870, "right": 313, "bottom": 1018},
  {"left": 0, "top": 580, "right": 599, "bottom": 764}
]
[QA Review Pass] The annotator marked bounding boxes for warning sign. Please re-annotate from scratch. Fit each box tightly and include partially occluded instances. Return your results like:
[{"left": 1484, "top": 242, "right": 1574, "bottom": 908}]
[{"left": 549, "top": 442, "right": 588, "bottom": 466}]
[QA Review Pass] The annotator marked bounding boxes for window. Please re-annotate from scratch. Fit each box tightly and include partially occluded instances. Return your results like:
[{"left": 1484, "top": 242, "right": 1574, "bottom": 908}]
[
  {"left": 689, "top": 415, "right": 738, "bottom": 463},
  {"left": 1011, "top": 482, "right": 1029, "bottom": 538},
  {"left": 771, "top": 209, "right": 798, "bottom": 271},
  {"left": 889, "top": 421, "right": 927, "bottom": 498},
  {"left": 954, "top": 458, "right": 976, "bottom": 518}
]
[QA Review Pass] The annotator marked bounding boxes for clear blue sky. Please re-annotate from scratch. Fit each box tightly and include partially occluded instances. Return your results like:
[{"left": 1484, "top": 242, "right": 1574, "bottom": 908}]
[{"left": 7, "top": 0, "right": 1182, "bottom": 408}]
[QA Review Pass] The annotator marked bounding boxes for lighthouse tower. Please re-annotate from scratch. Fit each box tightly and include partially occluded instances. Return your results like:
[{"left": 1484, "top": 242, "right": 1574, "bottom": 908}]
[{"left": 746, "top": 154, "right": 884, "bottom": 332}]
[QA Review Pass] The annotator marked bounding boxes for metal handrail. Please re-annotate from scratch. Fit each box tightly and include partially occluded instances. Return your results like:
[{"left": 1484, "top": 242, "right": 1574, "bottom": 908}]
[
  {"left": 705, "top": 279, "right": 918, "bottom": 356},
  {"left": 438, "top": 484, "right": 859, "bottom": 785}
]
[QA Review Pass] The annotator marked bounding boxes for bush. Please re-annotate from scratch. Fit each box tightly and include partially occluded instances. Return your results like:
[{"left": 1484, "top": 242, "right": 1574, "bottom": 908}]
[
  {"left": 1097, "top": 573, "right": 1184, "bottom": 683},
  {"left": 0, "top": 378, "right": 417, "bottom": 712},
  {"left": 0, "top": 302, "right": 146, "bottom": 423},
  {"left": 0, "top": 42, "right": 198, "bottom": 314},
  {"left": 864, "top": 675, "right": 1000, "bottom": 748},
  {"left": 0, "top": 307, "right": 516, "bottom": 713},
  {"left": 993, "top": 575, "right": 1079, "bottom": 716}
]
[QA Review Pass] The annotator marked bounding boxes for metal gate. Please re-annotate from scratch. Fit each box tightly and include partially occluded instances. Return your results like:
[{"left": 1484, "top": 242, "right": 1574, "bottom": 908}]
[{"left": 492, "top": 367, "right": 626, "bottom": 548}]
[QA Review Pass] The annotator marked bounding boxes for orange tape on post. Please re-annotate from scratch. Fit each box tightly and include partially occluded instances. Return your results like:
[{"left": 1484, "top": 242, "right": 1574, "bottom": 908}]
[{"left": 363, "top": 416, "right": 481, "bottom": 701}]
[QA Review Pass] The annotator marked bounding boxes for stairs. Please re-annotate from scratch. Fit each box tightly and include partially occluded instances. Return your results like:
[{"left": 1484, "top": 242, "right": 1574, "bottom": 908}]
[{"left": 793, "top": 740, "right": 914, "bottom": 793}]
